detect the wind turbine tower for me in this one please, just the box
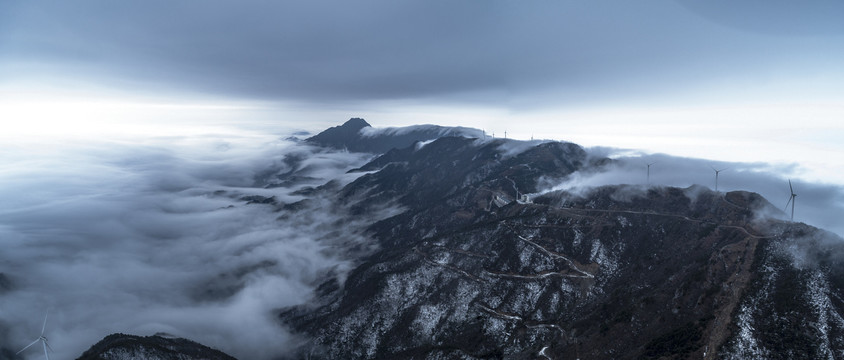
[785,179,797,221]
[711,166,728,192]
[17,312,52,360]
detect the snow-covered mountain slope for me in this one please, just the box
[61,119,844,359]
[280,120,844,359]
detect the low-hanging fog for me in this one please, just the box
[0,127,387,359]
[2,123,843,359]
[541,148,844,238]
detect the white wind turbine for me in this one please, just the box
[17,312,52,360]
[784,179,797,221]
[711,166,728,192]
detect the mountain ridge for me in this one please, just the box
[67,119,844,359]
[281,119,844,359]
[75,333,237,360]
[306,117,484,154]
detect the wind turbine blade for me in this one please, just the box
[785,196,793,211]
[789,179,794,195]
[43,341,50,360]
[41,311,48,336]
[16,339,40,354]
[45,340,53,352]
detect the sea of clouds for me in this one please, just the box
[2,121,843,360]
[0,128,382,359]
[540,148,844,238]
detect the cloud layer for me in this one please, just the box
[1,124,842,359]
[2,1,843,106]
[540,149,844,238]
[0,133,382,359]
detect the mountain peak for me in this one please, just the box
[76,333,237,360]
[343,117,371,129]
[306,118,482,154]
[305,118,372,150]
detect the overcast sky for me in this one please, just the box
[2,1,843,184]
[1,2,842,98]
[1,1,842,102]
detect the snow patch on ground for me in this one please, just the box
[726,303,769,359]
[413,304,445,339]
[590,240,618,277]
[617,215,630,228]
[572,228,583,249]
[805,270,841,359]
[432,250,452,265]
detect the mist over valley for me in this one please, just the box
[2,119,844,358]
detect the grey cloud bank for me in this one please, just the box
[541,150,844,238]
[2,1,842,106]
[0,133,385,359]
[675,0,844,36]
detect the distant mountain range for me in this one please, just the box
[305,117,483,154]
[73,118,844,359]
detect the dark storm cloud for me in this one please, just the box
[2,1,840,105]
